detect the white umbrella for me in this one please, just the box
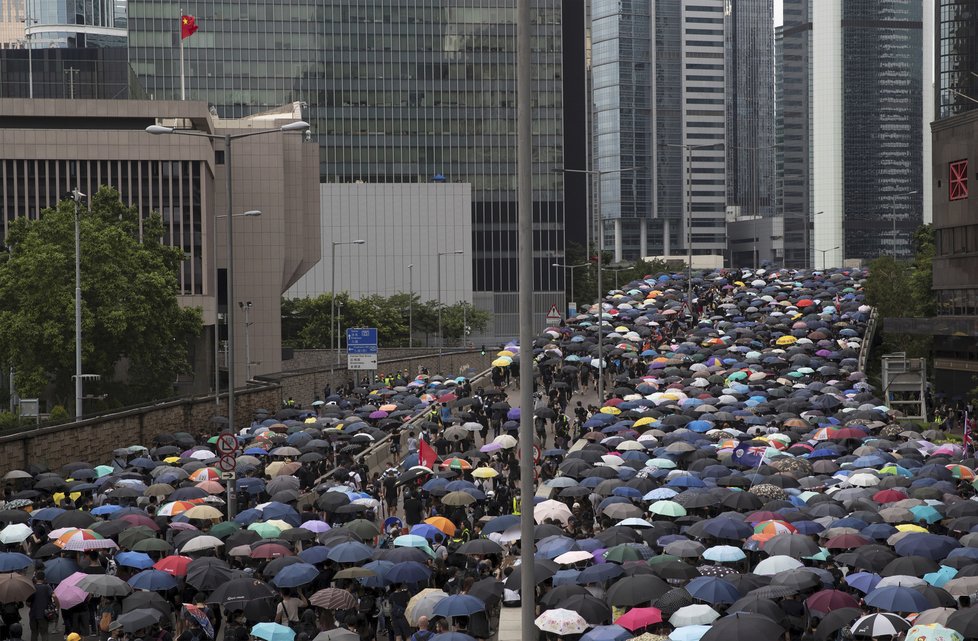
[534,608,589,635]
[180,535,224,553]
[0,523,32,544]
[669,604,720,627]
[753,555,804,576]
[533,500,572,525]
[554,551,593,565]
[848,473,880,487]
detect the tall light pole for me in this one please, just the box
[214,210,261,404]
[889,190,918,259]
[436,250,463,372]
[551,262,589,314]
[238,301,253,381]
[407,263,414,348]
[608,266,629,291]
[72,188,85,420]
[23,3,35,99]
[147,119,309,438]
[667,143,724,317]
[807,211,825,271]
[559,166,639,403]
[330,239,366,365]
[817,246,840,271]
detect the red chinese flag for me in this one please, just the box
[181,15,198,40]
[418,438,437,470]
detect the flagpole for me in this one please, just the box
[179,30,185,100]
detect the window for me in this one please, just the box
[949,158,968,200]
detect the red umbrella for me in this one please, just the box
[615,607,663,632]
[120,514,160,531]
[250,543,293,559]
[805,589,860,615]
[873,489,909,504]
[154,555,192,576]
[830,428,868,440]
[824,534,873,550]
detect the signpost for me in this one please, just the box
[545,304,561,326]
[347,327,378,371]
[215,432,239,518]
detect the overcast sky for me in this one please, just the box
[774,0,783,26]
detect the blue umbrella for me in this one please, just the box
[844,572,881,594]
[577,563,623,585]
[863,586,931,613]
[43,558,80,583]
[894,534,960,561]
[701,518,753,540]
[432,594,485,618]
[482,515,520,535]
[359,560,394,588]
[116,552,155,570]
[326,541,375,563]
[0,553,33,572]
[685,576,741,605]
[250,623,295,641]
[272,562,319,588]
[128,569,179,591]
[298,546,329,565]
[580,625,631,641]
[536,535,577,559]
[552,569,582,586]
[385,561,431,584]
[30,507,65,522]
[91,505,123,516]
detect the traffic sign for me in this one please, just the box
[347,327,378,371]
[220,471,236,480]
[517,444,542,464]
[546,304,561,326]
[216,433,238,456]
[217,454,236,473]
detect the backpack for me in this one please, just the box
[379,597,393,618]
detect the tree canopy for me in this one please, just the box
[282,293,490,349]
[0,186,202,411]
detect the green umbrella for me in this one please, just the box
[210,522,241,539]
[247,522,282,539]
[118,526,157,550]
[131,538,173,553]
[604,544,646,564]
[649,500,687,518]
[648,554,680,566]
[343,519,381,540]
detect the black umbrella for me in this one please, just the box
[814,608,860,641]
[561,593,613,625]
[186,558,233,591]
[606,574,670,607]
[207,578,277,607]
[700,612,784,641]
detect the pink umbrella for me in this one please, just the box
[53,572,90,609]
[300,520,331,533]
[615,606,664,632]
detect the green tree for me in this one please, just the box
[0,186,202,410]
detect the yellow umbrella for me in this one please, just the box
[895,523,928,533]
[775,335,798,346]
[472,467,499,479]
[183,505,223,520]
[599,406,621,415]
[633,417,655,428]
[491,358,512,367]
[497,350,514,357]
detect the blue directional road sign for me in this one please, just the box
[346,327,378,370]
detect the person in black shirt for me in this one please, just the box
[403,491,424,526]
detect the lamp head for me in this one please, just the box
[281,120,311,131]
[241,210,262,217]
[145,125,174,135]
[352,239,367,245]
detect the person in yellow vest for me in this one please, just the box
[511,491,521,516]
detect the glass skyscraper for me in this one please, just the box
[591,0,727,263]
[937,0,978,118]
[128,0,586,339]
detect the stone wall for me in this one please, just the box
[282,348,491,371]
[0,348,494,473]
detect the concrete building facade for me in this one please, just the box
[0,99,320,393]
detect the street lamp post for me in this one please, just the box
[889,190,919,259]
[559,166,639,403]
[816,246,840,271]
[808,211,825,271]
[147,119,309,444]
[331,239,367,365]
[436,250,464,372]
[238,301,253,381]
[407,263,414,348]
[551,262,589,314]
[214,210,261,404]
[72,188,85,420]
[667,143,724,318]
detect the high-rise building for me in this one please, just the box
[810,0,924,266]
[774,25,784,221]
[127,1,587,341]
[936,0,978,119]
[779,0,813,268]
[0,0,132,99]
[591,0,727,263]
[725,0,775,224]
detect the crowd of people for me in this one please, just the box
[0,268,974,641]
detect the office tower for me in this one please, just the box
[780,0,812,268]
[725,0,775,221]
[774,25,784,221]
[810,0,924,266]
[0,0,131,98]
[128,1,587,340]
[591,0,727,263]
[936,0,978,118]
